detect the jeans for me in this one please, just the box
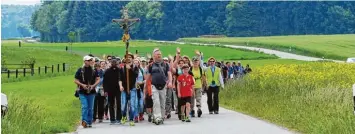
[121,89,138,121]
[138,90,144,115]
[79,93,95,125]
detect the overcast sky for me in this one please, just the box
[1,0,41,5]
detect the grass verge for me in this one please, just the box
[1,75,81,133]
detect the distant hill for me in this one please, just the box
[1,5,40,39]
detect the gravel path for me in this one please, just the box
[74,95,294,134]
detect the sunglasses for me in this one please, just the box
[209,61,215,63]
[107,59,112,60]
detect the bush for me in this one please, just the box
[220,63,355,134]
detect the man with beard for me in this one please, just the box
[103,59,122,125]
[120,53,139,126]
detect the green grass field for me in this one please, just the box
[3,40,277,61]
[1,46,82,83]
[179,34,355,60]
[1,76,80,134]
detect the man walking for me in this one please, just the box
[120,53,139,126]
[103,59,122,125]
[74,55,100,128]
[147,48,173,125]
[190,56,204,117]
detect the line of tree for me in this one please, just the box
[1,5,40,39]
[30,1,355,42]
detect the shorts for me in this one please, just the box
[145,95,153,108]
[180,96,191,105]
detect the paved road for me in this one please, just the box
[75,95,293,134]
[155,41,343,62]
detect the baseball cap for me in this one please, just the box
[83,55,93,61]
[140,57,147,62]
[163,57,168,61]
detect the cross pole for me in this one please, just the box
[112,6,140,95]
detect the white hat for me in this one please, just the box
[140,57,147,62]
[83,55,93,61]
[163,57,168,61]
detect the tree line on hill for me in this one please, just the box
[29,1,355,42]
[1,5,40,39]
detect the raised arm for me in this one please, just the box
[195,50,207,70]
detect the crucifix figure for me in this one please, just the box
[112,6,140,52]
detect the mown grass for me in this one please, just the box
[220,62,355,134]
[3,40,277,61]
[1,76,81,134]
[179,34,355,61]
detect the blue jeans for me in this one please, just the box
[79,93,95,125]
[138,90,144,114]
[121,89,138,121]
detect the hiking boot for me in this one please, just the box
[139,113,144,121]
[181,115,186,122]
[197,109,202,117]
[166,114,171,119]
[98,119,103,123]
[148,115,152,122]
[88,124,92,128]
[121,116,127,124]
[185,116,191,122]
[134,117,139,123]
[209,111,213,114]
[81,121,88,128]
[129,121,135,126]
[110,120,116,125]
[178,114,182,120]
[191,110,195,117]
[154,118,163,125]
[214,111,219,114]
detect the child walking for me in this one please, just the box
[177,64,195,122]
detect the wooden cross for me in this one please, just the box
[112,6,140,94]
[112,6,140,53]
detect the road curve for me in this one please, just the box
[155,41,343,62]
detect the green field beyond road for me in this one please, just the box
[180,34,355,60]
[4,40,277,61]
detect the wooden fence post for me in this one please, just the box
[16,69,18,78]
[52,65,54,73]
[63,63,65,72]
[57,64,60,72]
[23,68,26,77]
[7,70,10,78]
[45,66,47,74]
[38,67,41,74]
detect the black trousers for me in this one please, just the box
[207,86,219,112]
[108,90,121,122]
[93,93,105,120]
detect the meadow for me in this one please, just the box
[1,46,82,83]
[1,76,81,134]
[179,34,355,61]
[220,62,355,134]
[2,40,278,61]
